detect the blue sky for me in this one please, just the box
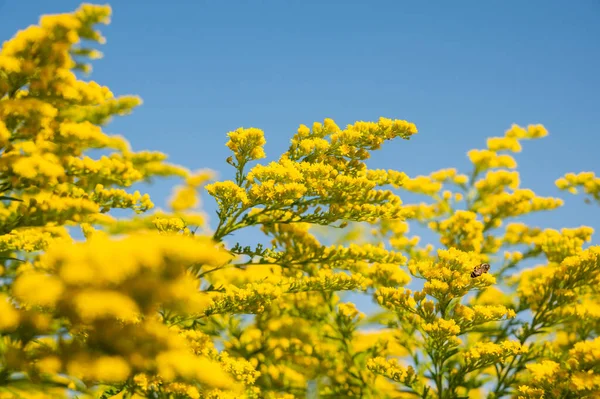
[1,1,599,253]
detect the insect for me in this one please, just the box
[470,263,491,278]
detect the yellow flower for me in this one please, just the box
[36,356,62,374]
[367,357,417,386]
[338,302,364,321]
[13,273,64,307]
[206,180,249,208]
[468,149,517,171]
[185,169,215,187]
[526,360,560,382]
[555,171,600,204]
[169,186,199,212]
[0,294,20,331]
[67,355,130,382]
[487,136,522,152]
[73,290,140,322]
[157,351,237,390]
[93,356,131,382]
[226,127,267,163]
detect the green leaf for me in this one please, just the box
[0,196,23,202]
[0,257,24,262]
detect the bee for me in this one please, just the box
[470,263,491,278]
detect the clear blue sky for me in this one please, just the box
[1,0,599,246]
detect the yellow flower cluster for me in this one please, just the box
[226,127,267,165]
[205,282,283,316]
[0,226,69,253]
[353,329,408,357]
[367,357,418,386]
[431,210,484,252]
[486,136,522,152]
[530,226,594,263]
[377,220,421,253]
[517,246,600,313]
[376,287,425,314]
[206,180,250,211]
[411,248,492,300]
[5,233,238,390]
[518,338,600,397]
[556,171,600,204]
[286,270,368,293]
[401,175,442,195]
[463,341,526,371]
[504,124,548,139]
[0,2,192,280]
[4,4,600,398]
[365,262,411,287]
[475,189,563,225]
[165,170,214,216]
[453,304,516,329]
[560,298,600,321]
[503,222,542,245]
[468,149,517,172]
[470,286,514,308]
[288,117,416,162]
[474,170,520,194]
[92,184,154,213]
[422,318,461,342]
[338,302,364,321]
[0,294,20,331]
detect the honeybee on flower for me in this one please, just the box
[471,263,491,278]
